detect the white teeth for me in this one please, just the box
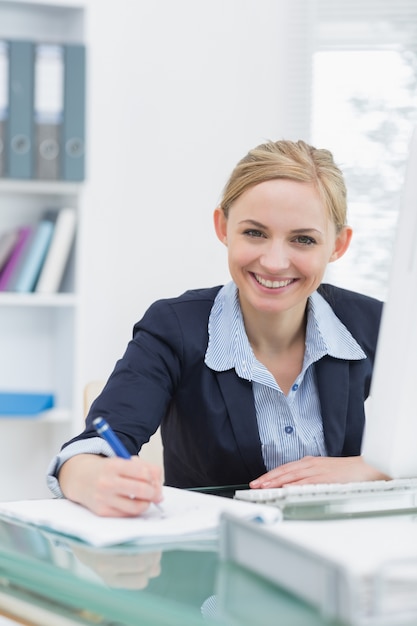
[255,275,293,289]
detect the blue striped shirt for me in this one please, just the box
[205,282,366,471]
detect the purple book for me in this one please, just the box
[0,226,33,291]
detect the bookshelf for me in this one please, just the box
[0,0,85,499]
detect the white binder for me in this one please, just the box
[220,513,417,625]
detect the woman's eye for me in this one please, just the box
[244,229,265,238]
[294,235,316,245]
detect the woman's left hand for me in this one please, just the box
[250,455,390,489]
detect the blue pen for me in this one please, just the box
[93,416,131,458]
[93,416,164,514]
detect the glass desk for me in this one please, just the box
[0,513,343,626]
[0,512,417,626]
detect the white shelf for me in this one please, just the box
[0,1,84,43]
[0,407,71,422]
[8,1,84,8]
[0,179,82,196]
[0,0,85,500]
[0,292,78,307]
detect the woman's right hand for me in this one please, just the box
[58,453,163,517]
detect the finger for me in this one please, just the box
[250,457,320,487]
[116,456,155,482]
[115,497,153,518]
[250,469,293,488]
[115,458,163,497]
[122,477,162,503]
[251,467,314,488]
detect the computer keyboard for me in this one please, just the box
[234,478,417,519]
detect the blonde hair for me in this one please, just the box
[220,140,347,232]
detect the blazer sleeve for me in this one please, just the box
[63,299,190,455]
[61,288,264,488]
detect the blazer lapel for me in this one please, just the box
[216,370,266,477]
[315,356,350,455]
[215,358,350,473]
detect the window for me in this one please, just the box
[312,1,417,299]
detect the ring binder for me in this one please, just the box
[8,40,34,179]
[62,44,85,181]
[35,207,76,293]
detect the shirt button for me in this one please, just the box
[292,383,299,391]
[285,426,294,434]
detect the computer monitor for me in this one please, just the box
[361,127,417,478]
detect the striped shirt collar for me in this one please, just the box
[205,281,366,379]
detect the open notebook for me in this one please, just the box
[0,486,280,548]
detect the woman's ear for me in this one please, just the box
[213,207,228,245]
[329,226,353,262]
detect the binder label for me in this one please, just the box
[34,44,64,180]
[34,44,64,125]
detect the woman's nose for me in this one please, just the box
[260,241,290,271]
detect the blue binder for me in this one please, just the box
[0,40,8,178]
[0,392,54,416]
[8,40,34,179]
[62,44,85,181]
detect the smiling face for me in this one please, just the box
[214,178,352,321]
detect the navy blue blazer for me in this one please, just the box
[64,284,383,488]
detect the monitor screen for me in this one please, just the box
[362,127,417,478]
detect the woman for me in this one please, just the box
[48,139,386,517]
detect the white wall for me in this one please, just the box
[77,0,313,408]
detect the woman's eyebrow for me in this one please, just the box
[290,228,323,235]
[238,219,267,228]
[238,220,324,236]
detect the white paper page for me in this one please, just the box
[0,487,281,547]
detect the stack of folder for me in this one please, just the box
[0,38,85,182]
[0,207,76,293]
